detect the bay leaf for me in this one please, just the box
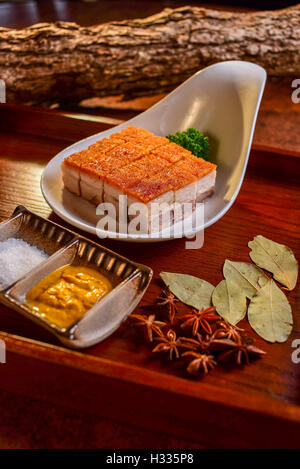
[248,235,298,290]
[223,260,268,299]
[212,279,247,325]
[248,279,293,343]
[160,272,214,309]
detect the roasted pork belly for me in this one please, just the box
[61,126,216,233]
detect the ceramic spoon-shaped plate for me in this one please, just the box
[41,61,266,242]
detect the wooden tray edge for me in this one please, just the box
[1,103,300,158]
[1,329,300,428]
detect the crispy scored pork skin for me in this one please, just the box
[61,126,216,232]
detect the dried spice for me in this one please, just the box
[128,295,264,377]
[183,352,217,375]
[180,333,219,353]
[129,313,166,342]
[216,339,266,365]
[212,278,247,325]
[247,279,293,343]
[127,233,297,377]
[211,321,244,343]
[155,288,179,324]
[211,237,296,341]
[160,272,214,309]
[248,235,298,291]
[223,260,268,299]
[152,329,181,360]
[180,306,219,335]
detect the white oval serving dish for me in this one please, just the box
[41,61,266,242]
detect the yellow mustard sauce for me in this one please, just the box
[26,265,113,329]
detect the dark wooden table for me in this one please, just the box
[0,0,300,450]
[0,103,299,449]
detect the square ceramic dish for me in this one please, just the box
[0,206,152,348]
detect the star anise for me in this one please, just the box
[179,333,217,353]
[216,339,266,365]
[180,306,219,335]
[129,314,166,342]
[155,288,179,324]
[152,329,181,360]
[212,320,244,344]
[182,351,217,375]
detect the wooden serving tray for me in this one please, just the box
[0,103,299,448]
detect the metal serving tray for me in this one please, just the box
[0,206,152,348]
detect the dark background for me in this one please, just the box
[0,0,298,29]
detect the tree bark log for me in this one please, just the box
[1,4,299,105]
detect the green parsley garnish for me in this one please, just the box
[166,128,210,161]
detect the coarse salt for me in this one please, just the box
[0,237,48,288]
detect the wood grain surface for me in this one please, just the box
[0,103,299,448]
[68,77,300,158]
[3,5,300,106]
[1,0,300,158]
